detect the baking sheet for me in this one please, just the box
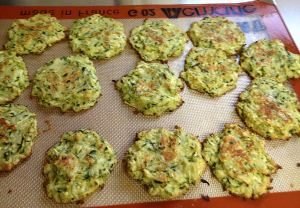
[0,2,300,208]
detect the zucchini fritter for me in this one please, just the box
[129,19,188,61]
[32,55,101,112]
[5,14,65,55]
[202,124,280,198]
[43,130,117,203]
[0,51,29,104]
[181,47,241,97]
[188,16,245,55]
[69,14,126,59]
[237,78,300,140]
[0,104,37,172]
[126,126,206,198]
[115,61,184,116]
[241,39,300,82]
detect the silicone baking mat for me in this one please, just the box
[0,1,299,208]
